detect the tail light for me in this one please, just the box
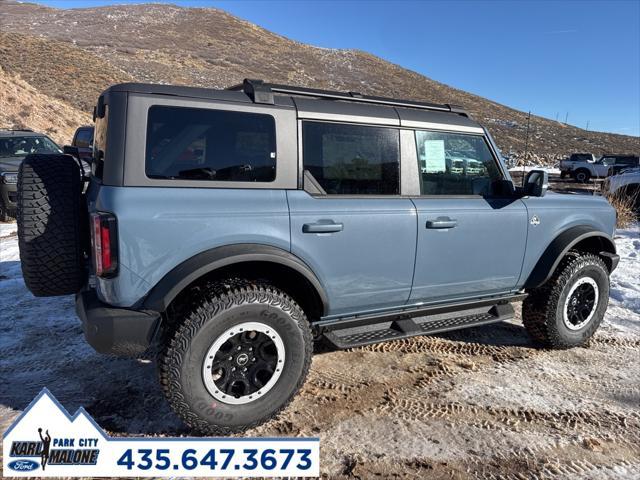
[90,212,118,278]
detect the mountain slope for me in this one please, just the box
[0,1,637,158]
[0,66,90,145]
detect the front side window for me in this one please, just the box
[146,106,276,182]
[302,121,400,195]
[415,131,502,196]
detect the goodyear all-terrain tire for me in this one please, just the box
[160,282,313,435]
[522,253,609,348]
[17,154,86,296]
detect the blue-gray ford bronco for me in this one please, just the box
[17,80,619,434]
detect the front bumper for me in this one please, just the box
[0,183,17,210]
[75,290,161,357]
[600,251,620,273]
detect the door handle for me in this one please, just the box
[303,221,344,234]
[426,217,458,229]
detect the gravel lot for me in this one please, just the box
[1,189,638,479]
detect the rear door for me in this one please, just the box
[288,118,417,317]
[408,129,528,303]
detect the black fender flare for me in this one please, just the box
[141,243,329,314]
[524,225,617,289]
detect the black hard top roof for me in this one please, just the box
[102,80,480,127]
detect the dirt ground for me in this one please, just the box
[1,178,639,479]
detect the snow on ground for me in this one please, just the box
[603,226,640,336]
[0,222,638,478]
[509,165,562,175]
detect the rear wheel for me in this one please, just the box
[573,169,591,183]
[160,281,313,434]
[522,253,609,348]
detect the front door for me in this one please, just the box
[288,121,417,317]
[409,130,528,303]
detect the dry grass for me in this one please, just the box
[0,66,90,145]
[605,188,640,229]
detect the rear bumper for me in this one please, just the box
[75,290,161,357]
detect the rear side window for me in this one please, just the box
[145,106,276,182]
[415,131,502,196]
[302,121,400,195]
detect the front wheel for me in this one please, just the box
[522,253,609,348]
[573,169,591,183]
[159,282,313,435]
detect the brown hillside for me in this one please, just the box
[0,66,90,145]
[0,32,133,113]
[0,1,637,161]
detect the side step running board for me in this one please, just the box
[323,303,514,349]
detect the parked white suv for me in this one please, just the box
[562,154,639,183]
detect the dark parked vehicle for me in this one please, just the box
[0,130,62,221]
[600,154,640,176]
[69,126,94,162]
[17,80,619,434]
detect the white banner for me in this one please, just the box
[3,389,319,477]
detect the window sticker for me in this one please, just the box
[422,139,446,173]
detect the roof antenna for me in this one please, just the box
[522,110,531,187]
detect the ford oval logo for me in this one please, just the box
[8,459,39,471]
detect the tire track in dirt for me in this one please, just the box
[353,335,538,364]
[376,392,640,445]
[590,335,640,349]
[467,444,640,480]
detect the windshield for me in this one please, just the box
[0,136,62,158]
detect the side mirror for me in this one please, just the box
[524,169,549,197]
[63,145,80,157]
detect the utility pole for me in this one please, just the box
[586,120,589,131]
[564,112,569,125]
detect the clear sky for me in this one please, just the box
[35,0,640,137]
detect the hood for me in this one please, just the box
[0,157,24,172]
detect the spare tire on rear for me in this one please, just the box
[17,154,87,297]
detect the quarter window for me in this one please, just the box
[302,121,400,195]
[415,131,502,196]
[145,106,276,182]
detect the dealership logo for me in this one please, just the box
[3,389,103,476]
[3,388,320,477]
[9,426,99,470]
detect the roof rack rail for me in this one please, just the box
[227,79,468,117]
